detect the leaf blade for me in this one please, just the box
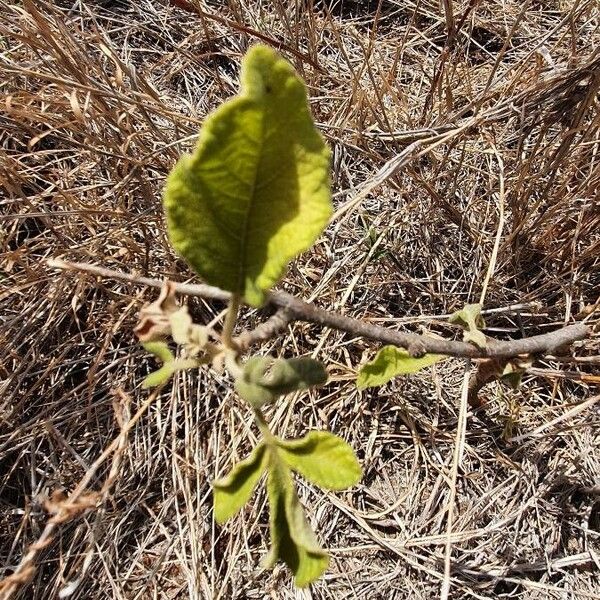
[213,443,268,523]
[164,45,331,306]
[141,342,198,388]
[449,303,487,348]
[235,356,327,408]
[277,431,361,490]
[264,450,328,587]
[357,346,446,389]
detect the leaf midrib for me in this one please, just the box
[236,100,267,297]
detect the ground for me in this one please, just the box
[1,0,599,598]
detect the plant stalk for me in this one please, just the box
[222,294,240,350]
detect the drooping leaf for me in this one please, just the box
[142,358,199,389]
[141,342,198,388]
[449,303,487,348]
[143,341,174,363]
[277,431,361,490]
[235,356,327,407]
[501,355,533,390]
[264,450,328,587]
[357,346,446,389]
[164,44,332,307]
[213,443,268,523]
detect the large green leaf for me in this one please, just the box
[277,431,361,490]
[235,356,327,407]
[164,45,332,307]
[213,443,268,523]
[264,450,328,587]
[357,345,447,389]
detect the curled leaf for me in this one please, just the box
[277,431,361,490]
[143,341,174,363]
[168,305,219,361]
[141,341,198,388]
[264,451,328,587]
[142,358,198,389]
[449,303,487,348]
[235,356,327,407]
[213,443,268,523]
[501,355,533,390]
[357,346,446,389]
[134,282,178,342]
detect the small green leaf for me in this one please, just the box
[143,341,174,363]
[142,358,198,389]
[142,342,198,388]
[449,303,487,348]
[142,365,174,388]
[500,356,533,390]
[264,451,328,587]
[277,431,361,490]
[235,356,327,407]
[501,370,524,390]
[357,346,446,389]
[213,443,268,523]
[164,44,332,307]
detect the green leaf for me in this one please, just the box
[213,443,268,523]
[164,44,332,307]
[142,358,198,389]
[357,346,446,389]
[143,341,174,363]
[264,450,328,587]
[449,303,487,348]
[500,356,533,390]
[277,431,361,490]
[142,341,198,388]
[235,356,327,407]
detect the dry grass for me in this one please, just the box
[1,0,600,598]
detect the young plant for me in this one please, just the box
[132,44,587,587]
[137,45,361,587]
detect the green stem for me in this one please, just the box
[221,295,275,444]
[222,294,240,350]
[224,350,242,379]
[253,407,276,444]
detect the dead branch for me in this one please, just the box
[47,259,591,360]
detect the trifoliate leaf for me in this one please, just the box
[449,303,487,348]
[264,451,328,587]
[213,443,268,523]
[164,44,332,307]
[357,346,446,389]
[277,431,361,490]
[235,356,327,407]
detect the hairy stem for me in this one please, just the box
[222,295,240,350]
[253,407,275,443]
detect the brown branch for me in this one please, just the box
[47,259,590,360]
[235,308,295,351]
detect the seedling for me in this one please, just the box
[138,45,362,586]
[132,45,588,587]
